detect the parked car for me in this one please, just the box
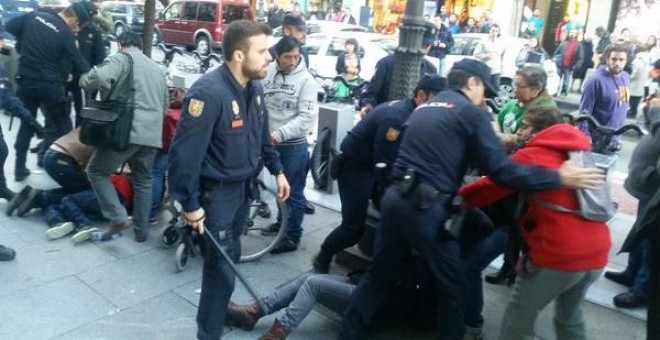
[444,33,560,103]
[0,0,36,24]
[302,31,398,82]
[101,1,163,37]
[35,0,68,14]
[155,0,252,54]
[268,19,368,47]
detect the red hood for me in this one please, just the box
[524,123,591,152]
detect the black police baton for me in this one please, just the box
[202,230,268,313]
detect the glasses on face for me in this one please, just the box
[514,83,530,89]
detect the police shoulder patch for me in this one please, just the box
[385,127,400,142]
[188,98,205,117]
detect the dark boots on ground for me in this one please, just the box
[226,301,264,331]
[259,318,290,340]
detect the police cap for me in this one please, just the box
[417,74,446,93]
[71,2,93,26]
[282,12,306,31]
[452,59,499,98]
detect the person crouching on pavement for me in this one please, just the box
[459,107,611,340]
[261,36,318,254]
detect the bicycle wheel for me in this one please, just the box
[239,178,288,262]
[311,127,331,189]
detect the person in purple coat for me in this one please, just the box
[579,44,630,133]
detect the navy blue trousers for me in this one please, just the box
[340,186,465,340]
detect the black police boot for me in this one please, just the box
[304,200,316,215]
[6,186,32,216]
[0,244,16,261]
[16,189,43,217]
[485,259,516,286]
[613,290,649,308]
[312,250,332,274]
[14,167,30,182]
[0,186,16,201]
[261,222,281,236]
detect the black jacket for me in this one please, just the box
[428,25,454,59]
[77,22,106,67]
[360,54,437,109]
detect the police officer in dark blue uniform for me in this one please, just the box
[6,2,92,181]
[312,74,446,274]
[339,59,606,340]
[0,29,43,200]
[168,21,290,340]
[358,21,438,117]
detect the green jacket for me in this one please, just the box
[497,90,556,134]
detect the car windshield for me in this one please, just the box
[372,38,397,54]
[132,4,144,15]
[449,37,482,55]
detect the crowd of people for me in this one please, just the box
[0,2,659,340]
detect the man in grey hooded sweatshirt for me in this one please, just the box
[262,36,318,253]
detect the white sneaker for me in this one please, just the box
[71,227,99,244]
[46,222,75,240]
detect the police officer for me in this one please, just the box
[312,74,445,274]
[168,21,290,340]
[0,29,44,201]
[6,2,92,181]
[270,12,309,68]
[339,59,606,340]
[70,0,106,126]
[359,21,438,117]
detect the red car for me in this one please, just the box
[155,0,252,54]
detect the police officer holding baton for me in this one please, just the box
[339,59,606,339]
[168,21,290,340]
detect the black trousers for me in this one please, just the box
[340,186,465,340]
[320,156,374,257]
[0,131,8,187]
[649,227,660,338]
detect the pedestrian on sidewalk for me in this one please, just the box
[168,21,290,340]
[553,29,584,97]
[460,107,611,340]
[261,36,318,254]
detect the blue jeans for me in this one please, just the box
[262,273,355,331]
[276,143,308,243]
[462,227,507,335]
[150,153,169,219]
[438,57,447,77]
[44,189,104,228]
[559,67,573,95]
[43,149,90,194]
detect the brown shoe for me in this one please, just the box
[259,318,290,340]
[226,301,263,331]
[100,220,132,241]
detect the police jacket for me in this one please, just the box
[341,98,415,167]
[77,22,106,67]
[359,54,437,109]
[168,64,284,212]
[393,89,561,195]
[6,11,90,83]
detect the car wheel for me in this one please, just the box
[114,23,126,37]
[195,35,210,56]
[496,78,515,106]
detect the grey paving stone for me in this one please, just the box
[76,247,202,309]
[0,276,116,340]
[53,292,197,340]
[0,238,116,298]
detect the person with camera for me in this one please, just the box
[339,59,605,340]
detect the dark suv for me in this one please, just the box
[101,1,163,36]
[155,0,252,54]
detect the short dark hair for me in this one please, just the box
[604,43,629,60]
[345,38,359,53]
[524,107,562,133]
[274,36,300,56]
[516,65,547,91]
[447,68,476,90]
[222,20,273,62]
[117,32,143,50]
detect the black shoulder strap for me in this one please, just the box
[104,52,134,103]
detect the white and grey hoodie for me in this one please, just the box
[263,59,318,144]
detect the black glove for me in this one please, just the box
[27,118,45,139]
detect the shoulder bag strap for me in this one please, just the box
[530,195,580,216]
[121,52,135,108]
